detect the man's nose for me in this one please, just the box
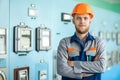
[80,18,85,24]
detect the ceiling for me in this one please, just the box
[74,0,120,14]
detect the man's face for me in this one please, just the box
[72,14,92,34]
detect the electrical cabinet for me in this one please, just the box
[14,23,33,53]
[36,27,51,51]
[0,28,7,58]
[0,28,7,80]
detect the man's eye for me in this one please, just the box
[84,17,88,20]
[77,17,81,20]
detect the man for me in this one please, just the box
[57,3,106,80]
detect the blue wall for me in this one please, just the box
[0,0,120,80]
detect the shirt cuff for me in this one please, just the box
[75,73,83,79]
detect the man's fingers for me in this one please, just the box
[82,73,94,77]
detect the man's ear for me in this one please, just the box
[89,19,92,24]
[72,19,75,24]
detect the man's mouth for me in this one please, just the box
[79,25,86,27]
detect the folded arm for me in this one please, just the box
[73,39,107,73]
[57,39,93,79]
[57,39,83,79]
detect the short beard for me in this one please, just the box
[76,27,89,34]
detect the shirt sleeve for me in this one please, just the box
[57,39,82,79]
[73,38,107,73]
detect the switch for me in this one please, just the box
[39,70,47,80]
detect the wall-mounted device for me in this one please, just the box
[36,27,51,51]
[18,69,28,80]
[61,12,71,22]
[0,28,7,58]
[35,62,48,80]
[0,68,7,80]
[117,32,120,45]
[14,23,33,54]
[106,53,112,70]
[28,4,38,19]
[99,31,104,39]
[14,67,29,80]
[39,70,47,80]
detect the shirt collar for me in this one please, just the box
[71,32,95,43]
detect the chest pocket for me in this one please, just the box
[86,47,97,61]
[67,47,79,57]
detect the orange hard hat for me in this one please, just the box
[72,3,94,18]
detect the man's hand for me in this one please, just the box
[67,61,74,67]
[67,61,94,77]
[82,73,94,77]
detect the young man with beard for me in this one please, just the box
[57,3,106,80]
